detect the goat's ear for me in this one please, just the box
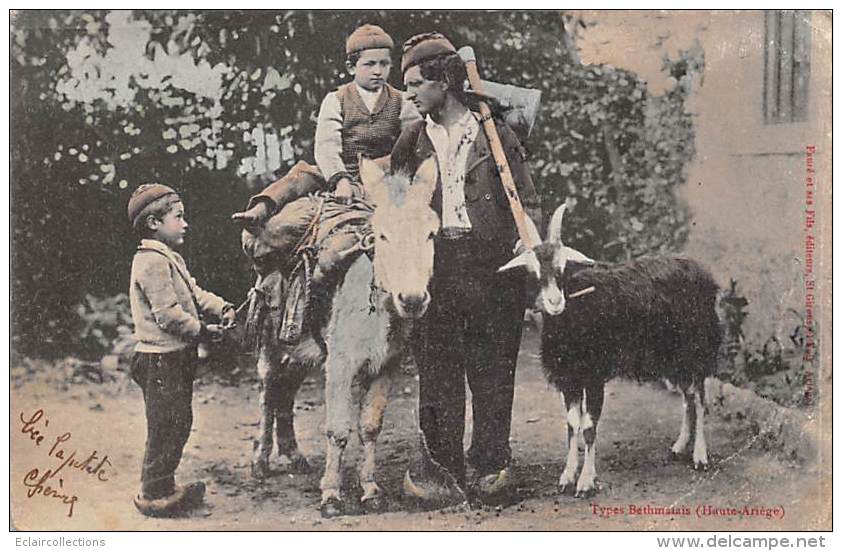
[564,246,595,266]
[498,249,541,277]
[547,203,567,244]
[359,157,388,207]
[408,157,438,205]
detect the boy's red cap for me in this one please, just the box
[128,183,178,225]
[346,24,394,55]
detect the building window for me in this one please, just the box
[764,10,811,124]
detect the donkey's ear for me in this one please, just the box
[359,157,389,207]
[409,157,439,205]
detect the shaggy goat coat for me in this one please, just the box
[541,256,722,390]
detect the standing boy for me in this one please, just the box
[128,184,235,517]
[232,23,420,225]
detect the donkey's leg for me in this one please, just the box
[319,356,357,518]
[691,380,709,470]
[671,385,695,458]
[252,348,281,479]
[274,361,310,473]
[357,370,392,512]
[558,385,583,494]
[576,384,605,497]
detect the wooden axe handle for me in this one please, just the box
[461,47,537,249]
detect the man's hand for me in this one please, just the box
[334,178,356,205]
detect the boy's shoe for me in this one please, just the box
[133,481,206,518]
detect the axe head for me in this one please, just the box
[458,46,542,140]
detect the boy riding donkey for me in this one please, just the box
[232,23,420,226]
[234,23,421,360]
[235,24,422,481]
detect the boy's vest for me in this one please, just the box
[336,83,403,179]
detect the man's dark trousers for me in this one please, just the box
[413,235,527,487]
[130,348,197,499]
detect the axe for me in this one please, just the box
[459,46,540,249]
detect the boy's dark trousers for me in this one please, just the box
[130,348,197,499]
[412,235,527,487]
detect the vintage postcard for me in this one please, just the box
[9,10,832,533]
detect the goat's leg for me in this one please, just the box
[252,348,281,479]
[558,388,582,494]
[691,381,709,470]
[274,362,310,473]
[671,387,695,458]
[576,384,605,497]
[319,358,356,518]
[357,371,391,512]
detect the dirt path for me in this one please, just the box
[10,327,826,531]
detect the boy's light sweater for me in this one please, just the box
[130,239,230,354]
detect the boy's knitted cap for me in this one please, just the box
[128,183,178,225]
[401,32,457,74]
[346,24,394,55]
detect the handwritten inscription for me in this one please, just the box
[18,408,113,517]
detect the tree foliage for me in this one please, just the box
[11,10,698,356]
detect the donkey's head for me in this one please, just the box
[499,203,594,316]
[359,157,440,319]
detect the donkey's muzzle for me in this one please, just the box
[395,291,431,319]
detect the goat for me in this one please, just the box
[244,157,440,517]
[500,203,721,497]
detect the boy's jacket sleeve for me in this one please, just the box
[190,276,229,319]
[137,254,202,339]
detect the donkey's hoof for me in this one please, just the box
[320,496,344,518]
[251,458,270,480]
[361,493,388,514]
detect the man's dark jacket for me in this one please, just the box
[389,115,541,252]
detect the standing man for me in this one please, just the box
[391,32,541,506]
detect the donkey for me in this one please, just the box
[500,204,721,497]
[247,157,439,518]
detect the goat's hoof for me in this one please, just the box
[251,459,270,480]
[693,461,709,472]
[320,496,344,518]
[361,493,388,514]
[670,450,687,461]
[574,487,597,499]
[557,483,574,496]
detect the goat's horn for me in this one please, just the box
[524,213,542,248]
[547,203,567,244]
